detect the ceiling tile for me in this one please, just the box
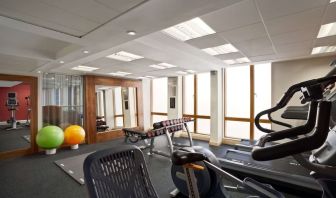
[202,0,261,33]
[218,22,267,43]
[276,40,313,57]
[0,53,47,72]
[233,36,274,56]
[265,7,324,35]
[249,54,277,62]
[186,34,228,49]
[256,0,328,21]
[322,2,336,24]
[314,35,336,46]
[270,27,317,45]
[215,52,244,60]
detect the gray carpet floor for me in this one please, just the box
[0,125,30,152]
[0,137,313,198]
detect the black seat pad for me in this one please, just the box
[172,149,206,165]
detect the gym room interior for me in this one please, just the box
[0,0,336,198]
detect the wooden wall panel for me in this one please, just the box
[83,75,143,144]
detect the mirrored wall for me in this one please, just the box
[95,85,137,133]
[0,80,32,152]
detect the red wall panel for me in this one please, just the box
[0,83,31,122]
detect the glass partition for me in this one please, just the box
[42,73,83,129]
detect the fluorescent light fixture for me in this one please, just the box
[106,51,144,62]
[162,17,216,41]
[109,71,132,76]
[37,71,41,74]
[317,22,336,38]
[149,64,166,69]
[236,57,250,63]
[59,60,65,64]
[83,50,89,54]
[72,65,99,72]
[311,46,336,54]
[145,76,155,78]
[158,63,177,68]
[223,57,250,65]
[331,0,336,3]
[137,77,145,79]
[223,59,236,65]
[202,44,238,55]
[149,62,177,70]
[176,71,188,75]
[186,70,196,73]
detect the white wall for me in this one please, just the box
[271,56,335,130]
[142,79,151,130]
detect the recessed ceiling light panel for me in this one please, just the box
[176,71,188,75]
[203,44,239,55]
[149,64,166,69]
[223,57,250,65]
[109,71,132,76]
[317,22,336,38]
[311,46,336,54]
[162,17,216,41]
[72,65,99,72]
[186,70,196,73]
[158,63,177,68]
[106,51,144,62]
[330,0,336,3]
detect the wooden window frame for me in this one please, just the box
[224,65,271,142]
[182,74,211,134]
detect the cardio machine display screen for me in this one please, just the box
[8,92,16,98]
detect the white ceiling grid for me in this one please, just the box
[0,0,334,78]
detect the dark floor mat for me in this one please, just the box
[54,152,93,185]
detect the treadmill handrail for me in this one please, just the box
[257,101,318,144]
[252,101,331,161]
[255,75,336,133]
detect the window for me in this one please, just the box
[224,64,271,140]
[151,78,168,124]
[183,73,211,134]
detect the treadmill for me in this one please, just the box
[219,69,336,193]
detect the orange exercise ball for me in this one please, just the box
[64,125,85,146]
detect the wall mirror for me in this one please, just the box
[0,80,31,152]
[95,85,138,133]
[0,74,37,158]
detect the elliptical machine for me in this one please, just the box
[170,75,336,198]
[5,92,21,131]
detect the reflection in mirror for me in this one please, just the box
[0,80,31,152]
[95,85,137,133]
[42,74,83,130]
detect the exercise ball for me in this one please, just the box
[36,126,64,155]
[64,125,85,149]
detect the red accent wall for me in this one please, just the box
[0,83,31,122]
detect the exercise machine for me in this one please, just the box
[5,92,22,131]
[220,75,336,193]
[170,75,336,198]
[123,118,194,157]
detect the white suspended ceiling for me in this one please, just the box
[0,0,334,78]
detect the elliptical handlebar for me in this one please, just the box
[255,75,336,133]
[252,100,331,161]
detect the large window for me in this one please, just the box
[183,73,211,134]
[151,78,168,124]
[225,64,271,140]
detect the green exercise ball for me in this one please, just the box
[36,126,64,149]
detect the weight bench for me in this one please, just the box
[123,117,194,157]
